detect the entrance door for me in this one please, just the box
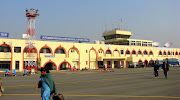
[60,62,70,70]
[44,62,56,70]
[15,61,19,70]
[98,61,103,68]
[144,61,148,67]
[114,61,120,68]
[121,61,124,68]
[107,61,111,68]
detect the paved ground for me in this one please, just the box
[0,67,180,100]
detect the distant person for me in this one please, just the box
[0,78,3,96]
[162,60,169,79]
[103,65,105,70]
[35,68,56,100]
[154,61,159,78]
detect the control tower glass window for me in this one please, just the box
[136,41,141,46]
[131,41,135,46]
[148,42,152,47]
[142,42,147,46]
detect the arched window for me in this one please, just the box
[144,51,148,55]
[163,51,166,55]
[175,52,178,55]
[40,47,51,53]
[138,51,142,54]
[149,51,153,55]
[168,51,170,55]
[106,50,111,54]
[132,50,136,55]
[0,45,11,52]
[24,47,37,53]
[159,51,162,55]
[55,48,65,54]
[126,50,130,54]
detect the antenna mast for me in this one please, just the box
[25,9,39,71]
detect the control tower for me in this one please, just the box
[102,28,132,45]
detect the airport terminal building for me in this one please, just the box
[0,29,180,72]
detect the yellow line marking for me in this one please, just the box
[4,85,34,87]
[2,94,180,99]
[2,94,40,95]
[64,95,180,99]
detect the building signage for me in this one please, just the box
[0,32,9,37]
[40,35,90,42]
[45,55,55,57]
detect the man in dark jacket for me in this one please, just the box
[154,61,159,78]
[162,60,169,79]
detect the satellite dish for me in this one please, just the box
[153,42,160,47]
[165,42,173,47]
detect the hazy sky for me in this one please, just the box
[0,0,180,47]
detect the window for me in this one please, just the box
[168,51,170,55]
[159,51,162,55]
[144,51,148,55]
[142,42,147,46]
[24,47,37,53]
[138,51,142,54]
[132,51,136,55]
[14,47,21,53]
[136,41,141,46]
[149,51,153,55]
[55,48,65,54]
[131,41,135,46]
[40,48,51,53]
[86,61,88,65]
[71,49,74,52]
[148,42,152,46]
[106,50,111,54]
[176,52,178,55]
[99,50,103,53]
[121,50,124,54]
[86,50,88,53]
[126,50,130,54]
[163,51,166,55]
[0,45,11,52]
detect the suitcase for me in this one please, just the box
[52,93,64,100]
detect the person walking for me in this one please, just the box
[162,60,169,79]
[35,68,56,100]
[154,61,159,78]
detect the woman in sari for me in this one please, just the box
[35,68,55,100]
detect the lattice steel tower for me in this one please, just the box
[25,9,39,71]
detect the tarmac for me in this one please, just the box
[0,67,180,100]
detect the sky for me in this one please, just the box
[0,0,180,47]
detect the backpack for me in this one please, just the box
[52,93,64,100]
